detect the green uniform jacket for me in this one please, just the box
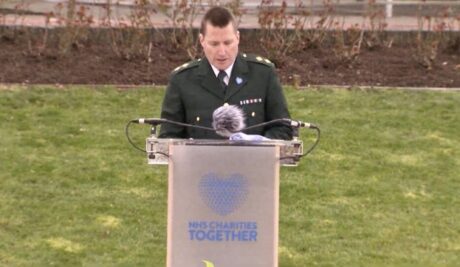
[159,53,293,140]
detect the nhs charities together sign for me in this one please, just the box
[166,144,280,267]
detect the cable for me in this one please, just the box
[303,126,321,157]
[125,120,146,153]
[149,151,170,158]
[125,120,171,158]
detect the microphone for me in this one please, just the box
[131,118,167,125]
[212,105,246,137]
[289,119,318,129]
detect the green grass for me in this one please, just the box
[0,85,459,266]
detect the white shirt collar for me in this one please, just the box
[210,63,234,80]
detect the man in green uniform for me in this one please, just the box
[159,6,292,140]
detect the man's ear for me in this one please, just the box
[199,33,204,46]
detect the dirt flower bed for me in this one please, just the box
[1,28,459,87]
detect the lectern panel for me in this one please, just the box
[167,145,279,267]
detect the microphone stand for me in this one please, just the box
[128,117,320,161]
[149,122,162,138]
[240,118,320,158]
[126,118,217,153]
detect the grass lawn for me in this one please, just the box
[0,85,459,266]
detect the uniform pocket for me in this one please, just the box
[186,110,215,139]
[242,104,265,135]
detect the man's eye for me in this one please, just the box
[224,41,233,45]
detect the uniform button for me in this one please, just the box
[251,112,256,117]
[223,103,229,106]
[196,116,200,122]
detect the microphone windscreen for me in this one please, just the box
[212,105,246,137]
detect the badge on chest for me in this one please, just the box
[240,98,263,106]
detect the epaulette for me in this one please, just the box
[241,53,275,68]
[171,58,201,74]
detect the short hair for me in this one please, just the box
[200,6,236,35]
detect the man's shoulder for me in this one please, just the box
[240,53,275,68]
[170,58,202,76]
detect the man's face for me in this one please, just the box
[200,22,240,71]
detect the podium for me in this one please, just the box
[146,138,303,267]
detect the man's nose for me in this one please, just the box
[217,44,226,55]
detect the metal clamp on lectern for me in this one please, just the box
[145,137,304,167]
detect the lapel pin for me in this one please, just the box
[236,77,243,85]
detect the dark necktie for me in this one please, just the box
[217,70,227,94]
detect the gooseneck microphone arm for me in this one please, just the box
[131,118,215,132]
[242,118,319,131]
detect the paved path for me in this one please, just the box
[1,0,459,31]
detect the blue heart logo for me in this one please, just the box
[236,77,243,85]
[199,173,249,216]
